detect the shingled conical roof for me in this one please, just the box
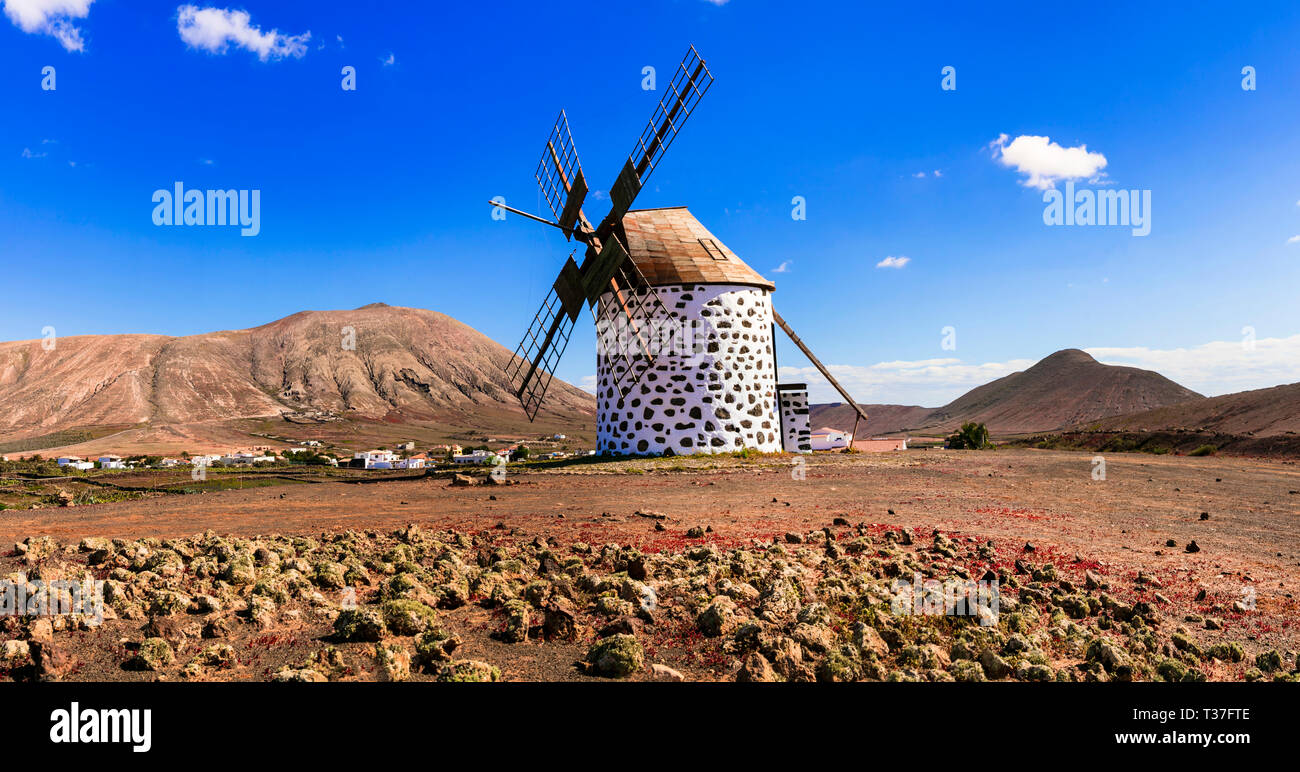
[619,207,774,290]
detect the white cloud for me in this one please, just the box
[3,0,93,51]
[20,147,46,158]
[990,134,1108,190]
[177,5,310,61]
[1086,335,1300,396]
[780,357,1036,406]
[1287,235,1299,244]
[876,256,910,269]
[380,52,394,66]
[912,171,926,178]
[771,260,791,273]
[933,169,942,177]
[578,375,598,394]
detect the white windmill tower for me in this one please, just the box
[494,46,869,456]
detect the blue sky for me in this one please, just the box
[3,0,1299,406]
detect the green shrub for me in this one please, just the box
[1188,445,1216,457]
[946,422,990,450]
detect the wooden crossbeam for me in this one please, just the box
[774,308,868,436]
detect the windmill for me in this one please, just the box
[495,45,870,456]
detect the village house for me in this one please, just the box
[222,451,276,466]
[354,450,396,469]
[451,449,494,465]
[97,455,126,469]
[809,428,851,451]
[851,437,909,453]
[56,456,82,467]
[394,455,426,470]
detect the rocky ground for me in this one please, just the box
[2,504,1295,682]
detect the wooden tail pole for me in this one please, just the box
[772,310,869,448]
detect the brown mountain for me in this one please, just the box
[808,348,1203,437]
[1085,381,1300,437]
[0,303,594,454]
[804,403,937,437]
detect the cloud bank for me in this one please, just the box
[177,5,309,61]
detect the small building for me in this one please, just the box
[452,450,493,465]
[97,455,125,469]
[394,457,426,470]
[354,450,397,469]
[809,427,851,451]
[851,437,908,453]
[56,456,83,467]
[71,461,95,471]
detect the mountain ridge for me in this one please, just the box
[0,304,594,452]
[808,348,1204,437]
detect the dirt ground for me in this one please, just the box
[2,448,1298,681]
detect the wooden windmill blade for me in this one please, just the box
[504,262,582,421]
[586,234,675,399]
[534,111,591,240]
[499,46,713,420]
[608,45,714,220]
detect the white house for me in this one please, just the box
[354,450,397,469]
[451,450,494,465]
[394,457,426,470]
[809,427,851,451]
[56,456,82,467]
[71,461,95,471]
[97,455,125,469]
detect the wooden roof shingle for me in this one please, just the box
[620,207,774,291]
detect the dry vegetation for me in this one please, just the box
[1,449,1297,683]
